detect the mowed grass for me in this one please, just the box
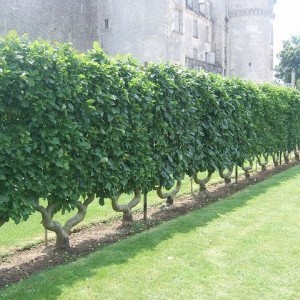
[1,165,300,299]
[0,171,227,256]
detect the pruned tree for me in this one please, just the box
[36,194,95,249]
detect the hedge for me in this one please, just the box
[1,32,300,247]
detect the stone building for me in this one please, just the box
[0,0,276,82]
[226,0,275,82]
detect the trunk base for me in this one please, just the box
[55,234,70,250]
[244,171,251,179]
[122,212,133,227]
[166,196,174,206]
[224,178,232,185]
[199,189,210,200]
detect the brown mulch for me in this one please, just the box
[0,161,299,290]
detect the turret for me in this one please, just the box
[227,0,275,82]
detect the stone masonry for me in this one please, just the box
[0,0,276,82]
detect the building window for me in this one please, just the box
[104,19,109,29]
[199,1,211,19]
[174,9,183,33]
[205,26,210,42]
[205,51,209,62]
[193,48,198,60]
[193,20,198,38]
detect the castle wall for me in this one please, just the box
[101,0,214,66]
[0,0,99,51]
[227,0,274,82]
[228,0,275,11]
[101,0,170,64]
[166,0,213,66]
[0,0,275,82]
[209,0,227,74]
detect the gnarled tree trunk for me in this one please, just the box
[111,190,141,226]
[242,159,254,179]
[294,147,300,161]
[193,171,213,199]
[36,194,95,249]
[257,154,268,172]
[284,151,290,164]
[219,167,233,185]
[272,152,279,167]
[156,181,182,207]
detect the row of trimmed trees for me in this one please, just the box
[1,32,300,248]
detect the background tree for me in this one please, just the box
[276,35,300,85]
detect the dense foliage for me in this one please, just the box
[1,32,300,246]
[276,35,300,87]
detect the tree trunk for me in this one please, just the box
[294,148,300,161]
[111,190,141,226]
[123,211,134,224]
[219,167,233,185]
[194,171,213,199]
[272,153,279,167]
[257,155,268,172]
[37,204,71,249]
[156,181,182,207]
[284,152,290,164]
[166,196,173,206]
[54,229,70,249]
[37,194,95,250]
[199,183,210,199]
[242,159,253,179]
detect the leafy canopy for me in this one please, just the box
[276,35,300,85]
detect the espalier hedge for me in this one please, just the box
[1,33,300,248]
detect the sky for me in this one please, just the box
[273,0,300,61]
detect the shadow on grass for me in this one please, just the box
[1,164,300,299]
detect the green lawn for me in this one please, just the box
[1,165,300,299]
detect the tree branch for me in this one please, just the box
[156,181,182,199]
[63,193,95,233]
[36,203,63,235]
[111,190,141,213]
[193,171,213,185]
[257,154,269,171]
[242,159,254,172]
[193,171,213,198]
[219,167,233,183]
